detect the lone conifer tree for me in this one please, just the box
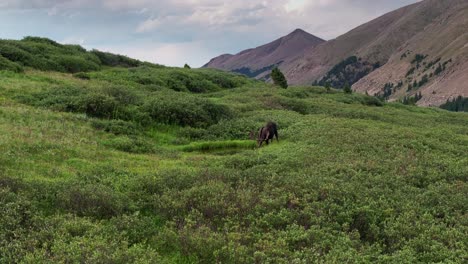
[184,64,191,69]
[325,82,331,93]
[343,82,352,94]
[271,67,288,88]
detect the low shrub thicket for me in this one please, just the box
[144,91,233,127]
[1,46,466,263]
[58,183,129,219]
[0,54,23,72]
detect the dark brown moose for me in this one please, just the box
[250,122,279,147]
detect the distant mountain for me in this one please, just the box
[203,29,325,79]
[351,0,468,106]
[205,0,468,106]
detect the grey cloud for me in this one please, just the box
[0,0,422,67]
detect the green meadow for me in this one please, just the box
[0,37,467,263]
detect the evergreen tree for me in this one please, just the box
[402,96,408,105]
[440,96,468,112]
[434,63,443,75]
[343,82,352,94]
[271,67,288,88]
[417,92,422,101]
[184,64,191,69]
[407,83,413,91]
[325,82,331,93]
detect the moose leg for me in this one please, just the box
[257,127,264,147]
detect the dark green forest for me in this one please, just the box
[315,56,379,89]
[441,96,468,112]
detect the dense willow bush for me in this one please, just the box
[144,91,233,127]
[0,54,23,72]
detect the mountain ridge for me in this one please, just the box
[204,28,325,78]
[204,0,468,106]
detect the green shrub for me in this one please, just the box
[343,83,353,94]
[19,85,149,124]
[102,85,142,106]
[22,215,163,263]
[22,36,60,47]
[0,54,23,72]
[204,118,263,140]
[0,41,66,72]
[77,93,119,119]
[0,43,33,63]
[91,119,139,135]
[277,97,312,114]
[166,71,221,93]
[110,214,162,245]
[186,79,220,93]
[102,136,156,153]
[209,76,237,89]
[64,44,87,53]
[166,77,188,92]
[144,91,232,127]
[134,76,157,85]
[91,49,141,67]
[73,72,91,80]
[0,187,38,263]
[17,85,86,113]
[58,183,128,219]
[0,177,24,192]
[33,58,67,72]
[280,86,327,98]
[55,55,100,73]
[360,96,384,107]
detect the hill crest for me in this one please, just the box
[204,29,325,79]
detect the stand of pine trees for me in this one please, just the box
[440,96,468,112]
[402,92,423,105]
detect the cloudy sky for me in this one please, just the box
[0,0,421,67]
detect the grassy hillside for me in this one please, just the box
[0,36,148,73]
[0,40,467,263]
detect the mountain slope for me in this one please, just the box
[285,1,434,85]
[205,0,468,106]
[353,0,468,106]
[204,29,325,79]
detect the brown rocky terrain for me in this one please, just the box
[352,0,468,106]
[205,0,468,106]
[204,29,325,79]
